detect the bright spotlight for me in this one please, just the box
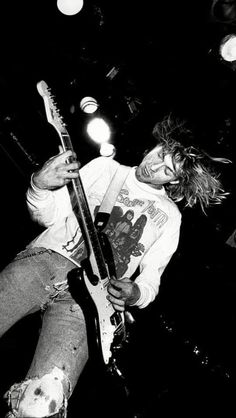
[220,34,236,62]
[99,143,116,157]
[80,96,99,114]
[86,117,111,144]
[57,0,84,16]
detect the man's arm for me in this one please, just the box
[107,214,181,310]
[26,149,79,227]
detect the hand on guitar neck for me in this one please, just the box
[32,148,80,190]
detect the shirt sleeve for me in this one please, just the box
[133,213,181,309]
[26,175,73,227]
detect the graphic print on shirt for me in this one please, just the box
[104,207,147,278]
[62,225,86,256]
[117,188,168,227]
[64,187,169,274]
[62,221,88,263]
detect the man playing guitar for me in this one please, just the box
[0,90,229,417]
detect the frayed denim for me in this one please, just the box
[0,247,89,417]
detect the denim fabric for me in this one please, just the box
[0,247,89,395]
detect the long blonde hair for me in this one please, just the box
[152,115,231,213]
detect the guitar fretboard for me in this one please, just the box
[62,132,109,282]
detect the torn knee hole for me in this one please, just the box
[5,368,69,417]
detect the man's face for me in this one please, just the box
[135,145,181,188]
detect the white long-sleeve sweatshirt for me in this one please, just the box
[26,156,181,309]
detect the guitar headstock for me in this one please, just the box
[37,80,67,136]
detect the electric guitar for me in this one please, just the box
[36,80,126,370]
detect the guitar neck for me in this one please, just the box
[61,132,74,152]
[61,131,108,280]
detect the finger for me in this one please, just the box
[107,295,125,306]
[64,172,79,180]
[63,178,71,185]
[107,296,125,311]
[118,276,131,283]
[65,162,80,172]
[64,152,80,168]
[55,150,74,163]
[45,151,72,168]
[108,282,122,297]
[108,286,122,299]
[109,278,127,291]
[113,304,125,312]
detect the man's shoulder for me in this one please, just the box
[86,156,120,170]
[163,194,182,221]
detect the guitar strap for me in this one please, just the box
[94,164,131,231]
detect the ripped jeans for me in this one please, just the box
[0,247,89,417]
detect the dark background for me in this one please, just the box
[1,1,236,416]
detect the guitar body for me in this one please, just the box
[36,80,126,369]
[83,262,124,363]
[67,257,124,366]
